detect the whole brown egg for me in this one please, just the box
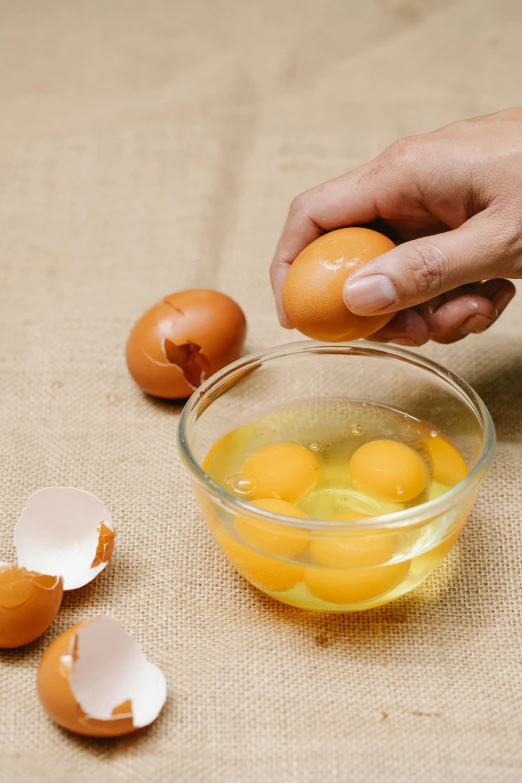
[126,289,247,399]
[282,227,396,341]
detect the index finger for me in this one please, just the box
[270,160,383,327]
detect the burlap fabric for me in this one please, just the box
[1,1,521,781]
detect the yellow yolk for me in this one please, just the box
[215,527,304,593]
[349,440,428,502]
[202,425,254,485]
[427,435,468,486]
[202,430,236,473]
[235,498,310,557]
[310,513,397,568]
[239,442,320,503]
[305,559,410,605]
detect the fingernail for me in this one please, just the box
[495,288,515,315]
[344,275,397,314]
[392,337,417,347]
[460,314,495,336]
[278,313,293,329]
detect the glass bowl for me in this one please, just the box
[177,341,495,611]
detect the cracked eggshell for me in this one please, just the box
[14,488,115,590]
[37,618,167,737]
[0,565,64,648]
[126,289,247,399]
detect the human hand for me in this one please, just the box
[270,108,522,345]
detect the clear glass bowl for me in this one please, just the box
[178,341,495,611]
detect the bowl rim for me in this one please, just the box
[177,340,496,531]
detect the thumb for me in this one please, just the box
[343,218,500,315]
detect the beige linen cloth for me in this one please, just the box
[1,1,521,781]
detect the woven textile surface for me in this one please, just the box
[0,1,521,781]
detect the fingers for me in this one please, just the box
[367,279,516,346]
[270,159,388,326]
[419,278,515,343]
[366,309,430,346]
[416,293,497,344]
[482,277,518,314]
[343,215,503,315]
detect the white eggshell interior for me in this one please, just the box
[14,487,115,590]
[69,618,167,728]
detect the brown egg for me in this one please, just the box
[282,227,396,341]
[0,565,63,648]
[126,289,247,399]
[38,618,167,737]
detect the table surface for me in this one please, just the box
[1,1,521,781]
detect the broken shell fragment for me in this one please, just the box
[126,289,247,399]
[0,565,64,648]
[37,618,167,737]
[90,522,116,568]
[14,488,115,590]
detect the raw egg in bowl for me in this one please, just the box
[178,342,494,611]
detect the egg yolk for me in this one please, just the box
[239,442,320,503]
[427,435,468,486]
[349,440,428,502]
[305,558,410,605]
[215,527,304,593]
[310,513,397,568]
[235,498,310,557]
[202,425,254,486]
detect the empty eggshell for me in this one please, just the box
[14,488,115,590]
[37,617,167,737]
[282,227,396,341]
[126,289,247,399]
[0,565,64,648]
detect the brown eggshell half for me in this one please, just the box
[0,565,63,649]
[126,289,247,399]
[37,621,136,737]
[282,227,396,341]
